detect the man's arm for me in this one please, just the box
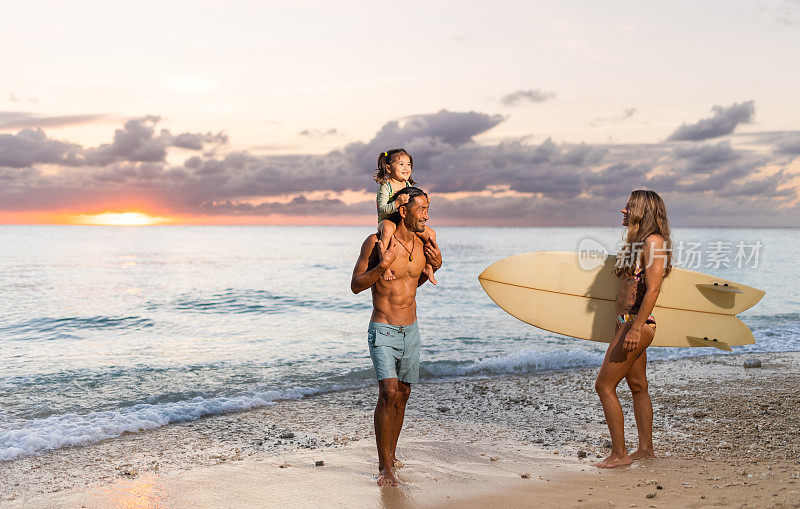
[417,238,443,287]
[351,235,398,294]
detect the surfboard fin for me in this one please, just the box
[686,336,733,351]
[697,283,743,294]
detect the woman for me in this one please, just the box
[594,189,672,469]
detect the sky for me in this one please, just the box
[1,0,799,226]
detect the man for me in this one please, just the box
[350,186,442,487]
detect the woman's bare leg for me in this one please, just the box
[594,322,654,469]
[626,344,655,459]
[377,220,397,280]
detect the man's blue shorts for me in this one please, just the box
[367,321,421,384]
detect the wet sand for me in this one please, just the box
[2,351,799,508]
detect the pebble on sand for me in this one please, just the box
[118,465,137,477]
[279,432,295,439]
[315,460,324,467]
[578,450,588,458]
[744,359,762,368]
[521,473,531,479]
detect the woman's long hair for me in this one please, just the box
[614,189,673,278]
[373,148,416,185]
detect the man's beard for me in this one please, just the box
[407,221,425,233]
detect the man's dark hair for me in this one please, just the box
[387,186,428,225]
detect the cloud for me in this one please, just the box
[172,131,228,150]
[500,89,557,107]
[1,116,228,170]
[0,108,797,226]
[775,0,800,25]
[84,116,228,165]
[0,111,108,130]
[774,132,800,155]
[84,116,171,165]
[299,128,338,137]
[0,166,38,182]
[197,195,363,217]
[7,93,39,104]
[671,142,741,173]
[667,101,755,141]
[590,107,638,127]
[403,137,607,195]
[0,128,83,168]
[359,109,504,150]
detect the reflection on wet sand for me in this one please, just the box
[95,474,166,509]
[380,483,414,509]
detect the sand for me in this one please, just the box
[2,351,799,508]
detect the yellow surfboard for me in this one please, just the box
[478,252,765,350]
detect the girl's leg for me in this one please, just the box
[377,220,396,280]
[594,322,653,469]
[626,341,655,459]
[416,227,437,285]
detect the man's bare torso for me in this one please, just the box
[367,233,425,326]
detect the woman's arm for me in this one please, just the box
[623,235,667,350]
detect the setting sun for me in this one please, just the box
[71,212,170,226]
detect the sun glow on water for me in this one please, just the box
[72,212,170,226]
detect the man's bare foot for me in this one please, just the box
[594,454,632,469]
[377,466,399,486]
[629,448,655,460]
[382,268,395,281]
[423,264,437,285]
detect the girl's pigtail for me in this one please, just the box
[373,151,388,183]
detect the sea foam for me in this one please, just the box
[0,386,323,461]
[424,348,605,377]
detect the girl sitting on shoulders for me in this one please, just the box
[374,148,437,284]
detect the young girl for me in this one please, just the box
[374,148,437,284]
[594,189,672,469]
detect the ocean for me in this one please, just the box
[1,225,797,461]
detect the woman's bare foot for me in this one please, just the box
[594,454,632,469]
[423,264,437,285]
[629,448,655,460]
[382,268,395,281]
[377,466,399,486]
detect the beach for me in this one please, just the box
[1,227,797,507]
[3,351,799,508]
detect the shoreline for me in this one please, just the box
[3,351,799,507]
